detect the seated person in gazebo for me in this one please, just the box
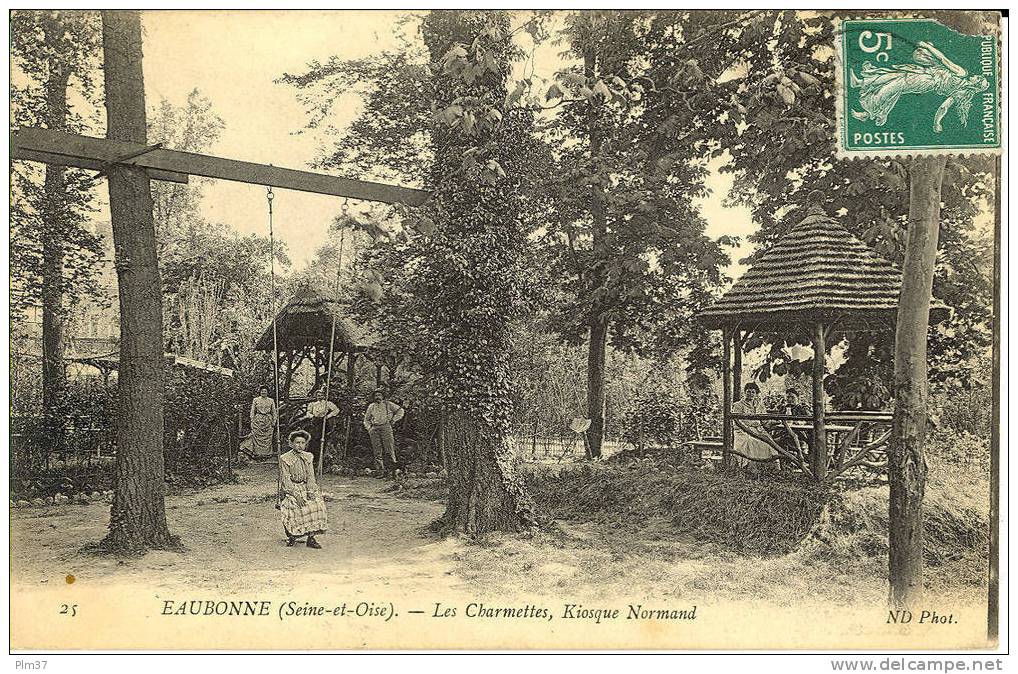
[769,388,811,463]
[731,382,777,470]
[298,388,340,469]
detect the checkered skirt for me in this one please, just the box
[280,489,328,536]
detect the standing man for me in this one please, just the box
[299,388,340,470]
[364,389,404,478]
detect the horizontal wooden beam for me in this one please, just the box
[13,146,190,184]
[12,127,431,206]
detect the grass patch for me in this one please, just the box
[526,462,828,555]
[525,458,989,572]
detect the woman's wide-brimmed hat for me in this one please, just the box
[288,429,311,443]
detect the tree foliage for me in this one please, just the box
[537,11,732,362]
[145,91,288,372]
[10,10,105,325]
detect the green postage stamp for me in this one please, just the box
[836,18,1001,158]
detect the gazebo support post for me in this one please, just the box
[733,328,743,402]
[811,322,828,482]
[722,328,733,469]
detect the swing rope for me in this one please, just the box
[317,205,348,476]
[267,186,283,506]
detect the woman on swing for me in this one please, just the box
[278,429,328,549]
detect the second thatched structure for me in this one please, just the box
[696,208,950,482]
[254,287,369,402]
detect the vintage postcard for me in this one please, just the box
[8,8,1004,654]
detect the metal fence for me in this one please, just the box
[509,434,630,463]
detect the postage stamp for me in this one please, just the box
[836,18,1001,158]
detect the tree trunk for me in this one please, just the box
[586,315,608,459]
[436,411,534,535]
[584,36,609,461]
[100,10,177,553]
[40,19,71,418]
[888,154,947,607]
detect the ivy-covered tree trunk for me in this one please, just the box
[40,19,71,417]
[421,11,536,535]
[100,10,178,553]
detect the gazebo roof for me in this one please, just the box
[254,287,370,352]
[697,211,951,331]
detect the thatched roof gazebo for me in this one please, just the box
[696,209,950,482]
[255,287,369,401]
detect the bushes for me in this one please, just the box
[11,367,243,498]
[11,378,116,498]
[931,386,993,437]
[618,383,721,450]
[799,477,989,574]
[926,430,990,471]
[163,368,243,488]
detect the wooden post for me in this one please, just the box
[811,322,827,482]
[375,363,383,389]
[12,127,431,204]
[888,155,947,608]
[344,352,357,458]
[721,328,732,468]
[733,328,743,402]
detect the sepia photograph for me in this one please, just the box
[7,7,1005,655]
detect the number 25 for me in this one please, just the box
[60,604,78,617]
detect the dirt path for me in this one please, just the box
[10,464,991,650]
[11,463,456,595]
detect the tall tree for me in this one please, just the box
[100,9,178,552]
[418,11,537,533]
[887,155,947,606]
[10,10,105,411]
[886,10,999,610]
[540,11,732,457]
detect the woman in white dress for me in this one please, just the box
[248,385,277,458]
[731,382,777,470]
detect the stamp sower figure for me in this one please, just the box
[363,389,404,478]
[731,382,777,470]
[279,429,327,549]
[298,388,340,468]
[248,385,277,458]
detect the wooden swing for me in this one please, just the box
[266,188,349,507]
